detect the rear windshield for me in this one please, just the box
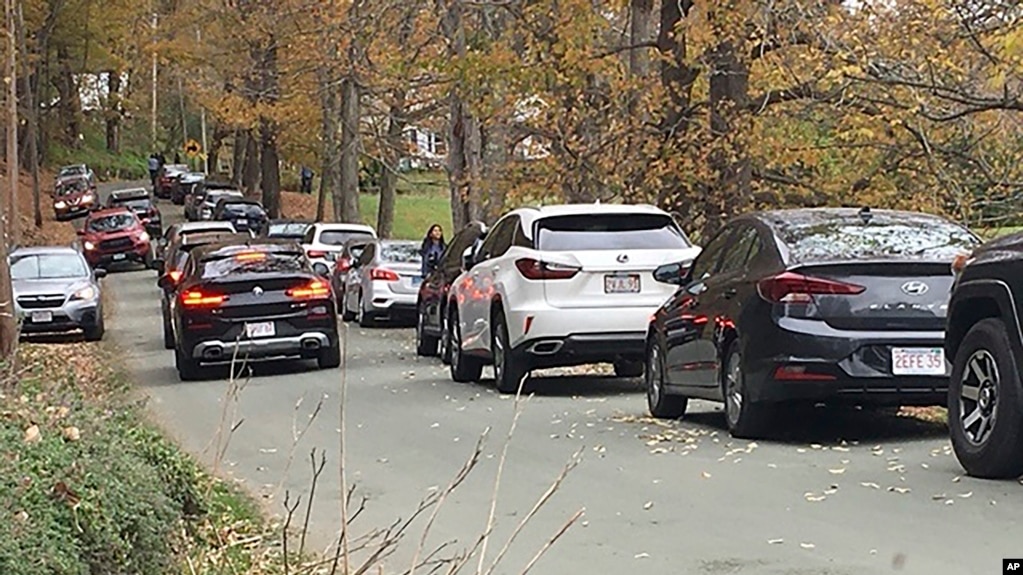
[114,199,153,211]
[380,243,422,264]
[268,223,310,238]
[535,214,691,251]
[320,231,374,246]
[200,252,305,278]
[11,254,90,280]
[88,213,136,232]
[206,193,241,204]
[777,217,980,261]
[223,203,265,217]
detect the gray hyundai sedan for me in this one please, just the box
[10,246,107,340]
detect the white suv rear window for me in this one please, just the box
[535,214,691,251]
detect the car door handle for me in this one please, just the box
[723,288,738,299]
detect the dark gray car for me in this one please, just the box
[10,246,107,341]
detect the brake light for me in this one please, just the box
[235,252,267,262]
[287,279,331,299]
[307,250,327,259]
[168,270,183,283]
[337,257,351,272]
[757,272,865,304]
[181,289,227,307]
[370,268,400,282]
[514,258,580,280]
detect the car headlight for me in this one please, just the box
[54,200,67,209]
[83,241,96,251]
[138,231,150,242]
[71,286,97,300]
[82,193,95,202]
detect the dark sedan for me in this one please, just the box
[644,207,980,438]
[213,198,268,235]
[162,240,341,381]
[415,220,487,360]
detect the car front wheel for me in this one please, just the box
[949,318,1023,479]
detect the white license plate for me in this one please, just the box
[237,218,248,225]
[112,253,127,261]
[604,274,640,294]
[891,347,946,376]
[31,311,52,323]
[245,321,276,339]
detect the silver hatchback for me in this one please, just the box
[10,246,107,340]
[342,240,422,326]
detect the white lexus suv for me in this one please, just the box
[446,203,702,393]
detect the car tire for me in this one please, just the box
[449,308,483,383]
[175,345,202,381]
[416,303,439,357]
[722,342,772,439]
[341,291,356,322]
[357,294,375,328]
[318,337,342,369]
[492,310,527,394]
[949,318,1023,479]
[162,304,174,350]
[440,305,453,365]
[613,359,644,378]
[647,337,688,419]
[83,314,105,342]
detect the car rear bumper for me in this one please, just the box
[189,332,334,361]
[367,284,417,315]
[505,305,656,349]
[512,331,647,368]
[744,317,948,405]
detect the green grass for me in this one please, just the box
[979,226,1023,239]
[47,125,150,181]
[359,190,452,240]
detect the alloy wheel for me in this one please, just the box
[646,344,662,408]
[960,349,999,446]
[493,324,505,383]
[724,352,743,427]
[451,315,462,370]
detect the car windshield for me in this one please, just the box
[536,214,692,251]
[269,223,309,238]
[223,203,265,217]
[206,193,241,205]
[776,215,981,262]
[10,253,89,280]
[55,183,89,197]
[200,251,305,278]
[380,243,421,264]
[320,230,374,246]
[87,213,136,232]
[60,166,86,177]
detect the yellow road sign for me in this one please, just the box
[185,139,201,157]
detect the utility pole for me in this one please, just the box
[151,11,158,147]
[197,27,208,174]
[0,0,19,362]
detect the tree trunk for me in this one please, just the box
[629,0,653,78]
[377,95,405,238]
[17,1,39,228]
[705,39,751,239]
[232,129,246,185]
[259,118,281,219]
[338,76,360,224]
[242,130,260,195]
[317,67,339,223]
[105,70,121,152]
[54,46,80,147]
[1,0,18,361]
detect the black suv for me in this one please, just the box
[946,232,1023,479]
[162,240,341,381]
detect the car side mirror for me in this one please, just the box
[94,268,108,279]
[313,263,330,277]
[653,262,690,286]
[461,246,475,271]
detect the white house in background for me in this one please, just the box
[402,125,446,170]
[74,72,130,112]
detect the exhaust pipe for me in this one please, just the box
[301,338,322,350]
[527,340,563,355]
[204,346,224,360]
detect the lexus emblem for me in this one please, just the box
[901,281,929,296]
[252,286,264,296]
[616,253,629,264]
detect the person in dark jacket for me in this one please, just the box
[420,224,446,277]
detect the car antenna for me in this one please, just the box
[858,206,872,225]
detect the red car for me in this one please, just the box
[52,176,98,220]
[77,208,154,269]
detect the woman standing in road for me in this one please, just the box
[420,224,446,277]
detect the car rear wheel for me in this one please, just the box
[357,294,375,327]
[449,308,483,383]
[318,337,342,369]
[341,291,356,322]
[416,304,439,357]
[647,338,687,419]
[175,345,202,381]
[722,343,772,439]
[162,302,174,350]
[949,318,1023,479]
[492,310,526,394]
[613,359,644,378]
[440,307,453,365]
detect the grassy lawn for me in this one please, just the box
[979,226,1023,239]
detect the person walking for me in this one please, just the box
[420,224,446,278]
[300,166,314,194]
[148,153,160,190]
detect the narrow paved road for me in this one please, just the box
[95,182,1021,575]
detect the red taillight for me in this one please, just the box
[168,270,183,283]
[757,272,865,304]
[181,289,227,308]
[370,268,400,282]
[337,258,351,272]
[287,279,330,299]
[514,258,580,280]
[307,250,327,259]
[773,365,836,381]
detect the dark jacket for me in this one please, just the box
[421,239,445,277]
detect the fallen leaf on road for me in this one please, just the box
[958,491,973,498]
[944,499,954,505]
[259,448,278,454]
[768,538,784,545]
[920,463,929,469]
[767,463,778,469]
[796,448,807,453]
[634,553,650,559]
[888,487,910,494]
[643,501,653,510]
[828,468,846,474]
[932,493,947,500]
[805,495,826,502]
[811,443,823,449]
[860,482,880,489]
[430,423,440,428]
[952,476,962,483]
[800,543,815,550]
[377,458,388,463]
[701,471,712,479]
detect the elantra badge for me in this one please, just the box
[901,281,929,296]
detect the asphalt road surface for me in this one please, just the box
[91,181,1022,575]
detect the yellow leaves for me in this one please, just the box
[23,424,41,445]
